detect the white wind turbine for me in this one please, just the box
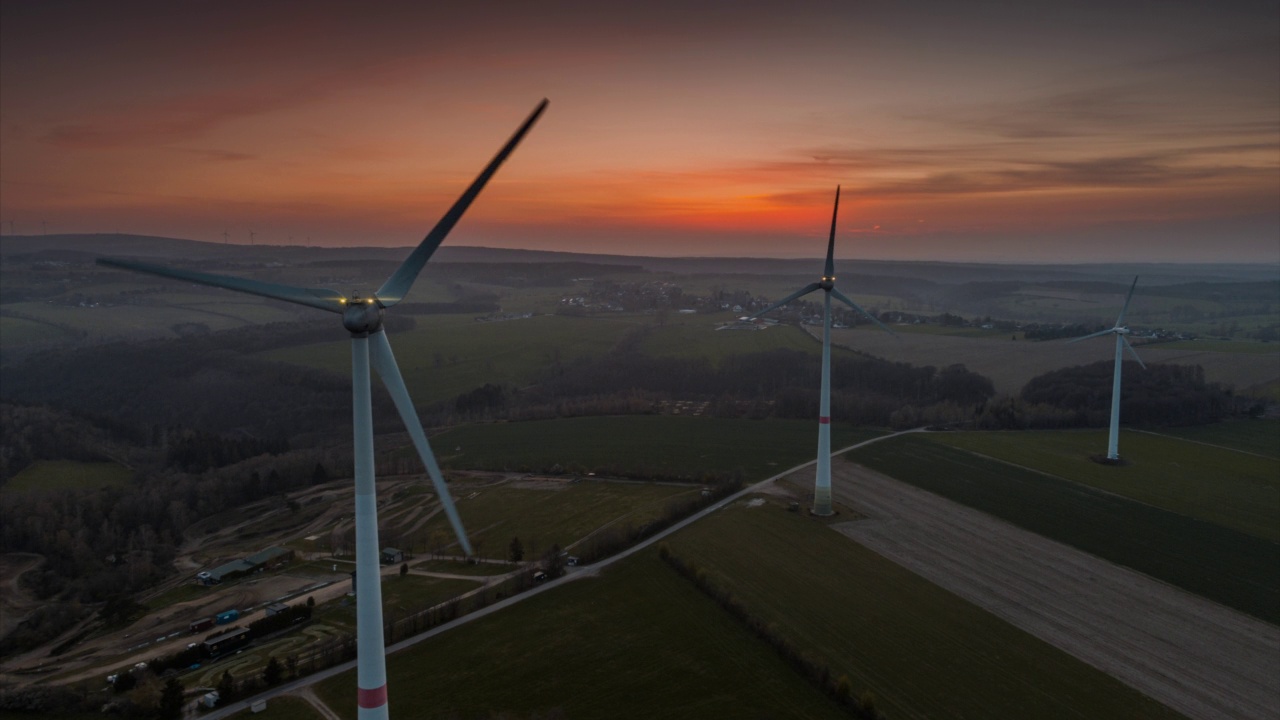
[1066,276,1145,461]
[97,99,548,719]
[746,186,894,515]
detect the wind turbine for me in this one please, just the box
[1066,276,1145,462]
[96,99,548,719]
[746,186,894,515]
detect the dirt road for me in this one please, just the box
[829,461,1280,720]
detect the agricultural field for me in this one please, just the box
[310,504,1185,720]
[263,313,641,404]
[228,695,325,720]
[668,496,1187,720]
[830,325,1280,395]
[2,460,132,494]
[849,434,1280,624]
[638,314,825,363]
[412,478,702,560]
[433,416,882,481]
[1150,419,1280,457]
[315,552,856,720]
[926,428,1280,540]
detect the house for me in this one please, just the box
[197,559,254,585]
[202,626,250,655]
[195,546,295,585]
[244,546,294,570]
[380,547,404,564]
[264,603,290,617]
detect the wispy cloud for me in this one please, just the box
[43,84,326,150]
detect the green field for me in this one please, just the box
[312,505,1183,720]
[667,497,1185,719]
[375,574,482,615]
[415,478,698,559]
[315,552,853,720]
[1149,419,1280,458]
[850,434,1280,624]
[639,317,825,363]
[143,582,208,611]
[264,313,640,404]
[3,459,132,494]
[927,428,1280,541]
[228,695,325,720]
[434,416,883,480]
[413,559,515,576]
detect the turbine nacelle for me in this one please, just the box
[1115,326,1130,336]
[342,294,385,336]
[818,276,835,291]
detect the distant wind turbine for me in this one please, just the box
[222,230,230,244]
[249,229,256,245]
[746,186,894,515]
[97,99,549,720]
[1066,276,1145,461]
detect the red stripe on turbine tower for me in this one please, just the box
[819,416,830,424]
[358,685,388,709]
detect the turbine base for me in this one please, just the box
[1089,454,1129,466]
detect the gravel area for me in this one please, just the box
[829,461,1280,720]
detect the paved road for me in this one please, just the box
[198,429,922,718]
[830,462,1280,720]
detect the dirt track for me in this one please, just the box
[829,461,1280,720]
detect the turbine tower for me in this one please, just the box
[1066,276,1145,461]
[96,99,548,719]
[747,186,894,515]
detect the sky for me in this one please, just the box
[2,0,1277,263]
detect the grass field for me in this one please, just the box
[264,313,640,404]
[639,317,826,363]
[1149,419,1280,458]
[311,507,1185,720]
[227,695,325,720]
[667,497,1186,720]
[849,434,1280,624]
[315,552,854,720]
[413,559,515,576]
[927,429,1280,541]
[375,574,481,615]
[2,459,132,494]
[414,478,698,559]
[434,416,883,481]
[1153,339,1280,354]
[143,582,208,611]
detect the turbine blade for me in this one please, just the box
[1122,335,1147,369]
[824,186,840,279]
[368,330,473,556]
[96,258,345,313]
[746,282,821,320]
[830,287,897,336]
[1116,275,1139,327]
[376,99,549,307]
[1065,328,1114,344]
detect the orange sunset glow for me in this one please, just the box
[2,1,1277,262]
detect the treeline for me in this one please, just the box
[954,361,1242,431]
[1020,361,1238,427]
[660,545,884,718]
[441,328,995,427]
[0,404,145,480]
[0,317,413,438]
